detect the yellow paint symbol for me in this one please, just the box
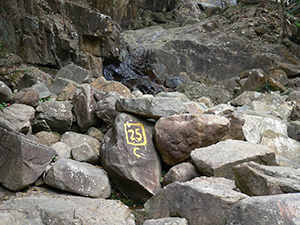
[124,123,147,146]
[133,147,142,158]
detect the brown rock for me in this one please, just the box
[237,69,268,94]
[154,114,230,166]
[35,131,60,146]
[56,83,77,101]
[13,88,40,107]
[276,62,300,78]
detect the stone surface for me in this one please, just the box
[237,68,267,94]
[226,193,300,225]
[87,127,105,142]
[0,125,56,191]
[154,114,230,165]
[91,78,132,98]
[162,162,201,186]
[191,139,277,180]
[30,82,51,99]
[0,81,13,102]
[144,217,188,225]
[101,113,161,202]
[44,158,110,198]
[33,100,73,133]
[277,62,300,77]
[56,82,77,101]
[0,103,35,134]
[261,129,300,165]
[35,131,60,146]
[51,142,71,159]
[0,195,135,225]
[156,91,190,102]
[13,88,40,107]
[72,84,104,131]
[71,142,99,165]
[234,161,300,196]
[54,64,92,84]
[95,91,126,126]
[144,180,248,225]
[116,97,185,119]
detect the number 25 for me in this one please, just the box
[128,128,142,142]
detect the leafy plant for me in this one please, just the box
[0,102,10,110]
[39,97,50,103]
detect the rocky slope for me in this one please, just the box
[1,0,300,224]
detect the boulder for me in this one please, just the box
[261,130,300,165]
[190,139,277,180]
[87,127,105,142]
[0,195,135,224]
[100,113,161,202]
[0,103,35,134]
[236,68,267,94]
[0,125,56,191]
[34,131,60,146]
[56,82,77,101]
[95,91,126,126]
[156,91,190,102]
[44,158,110,198]
[144,217,188,225]
[115,97,185,119]
[91,78,132,98]
[276,62,300,77]
[144,179,248,225]
[30,82,51,99]
[154,114,230,165]
[234,161,300,196]
[13,88,40,107]
[226,193,300,225]
[0,81,13,102]
[72,84,103,131]
[32,100,73,133]
[162,162,201,186]
[51,142,71,159]
[183,101,206,114]
[54,64,92,84]
[70,142,99,165]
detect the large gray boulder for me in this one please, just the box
[144,179,248,225]
[234,161,300,196]
[44,158,111,198]
[0,124,56,191]
[191,139,277,180]
[115,97,185,119]
[0,195,135,225]
[154,114,230,165]
[226,193,300,225]
[101,113,161,202]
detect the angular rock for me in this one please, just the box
[191,139,277,180]
[154,114,230,165]
[0,195,135,225]
[116,97,185,119]
[156,91,190,102]
[71,142,99,165]
[30,82,51,99]
[144,180,248,225]
[44,158,110,198]
[95,91,126,126]
[0,125,56,191]
[162,162,201,186]
[0,103,35,134]
[48,77,78,96]
[261,129,300,165]
[56,82,77,101]
[234,161,300,196]
[51,142,71,159]
[72,84,103,131]
[226,193,300,225]
[183,101,205,114]
[277,62,300,77]
[35,131,60,146]
[144,217,188,225]
[0,81,12,102]
[13,88,40,107]
[241,114,288,144]
[60,131,101,157]
[237,69,267,94]
[221,113,246,141]
[54,63,92,84]
[33,100,73,133]
[100,113,161,202]
[191,176,237,190]
[276,155,300,169]
[230,91,267,107]
[87,127,105,142]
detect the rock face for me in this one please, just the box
[191,139,277,180]
[0,81,13,102]
[154,114,230,165]
[44,159,111,198]
[100,113,161,202]
[0,124,56,191]
[0,195,135,225]
[116,97,185,119]
[234,161,300,196]
[226,193,300,225]
[144,179,248,225]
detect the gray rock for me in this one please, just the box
[71,142,99,164]
[61,131,101,157]
[0,125,56,191]
[0,81,13,102]
[191,176,237,190]
[34,131,60,146]
[48,77,78,96]
[33,100,73,133]
[55,63,92,84]
[154,114,230,165]
[87,127,105,142]
[226,193,300,225]
[51,142,72,159]
[156,91,190,102]
[95,91,125,126]
[72,84,103,131]
[115,97,185,119]
[44,158,110,198]
[31,82,51,99]
[0,195,135,225]
[0,103,35,134]
[144,217,188,225]
[191,139,277,180]
[276,155,300,169]
[101,113,161,202]
[145,180,248,225]
[162,162,201,186]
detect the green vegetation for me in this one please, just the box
[0,102,10,110]
[109,191,136,207]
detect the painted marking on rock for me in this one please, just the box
[124,123,147,158]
